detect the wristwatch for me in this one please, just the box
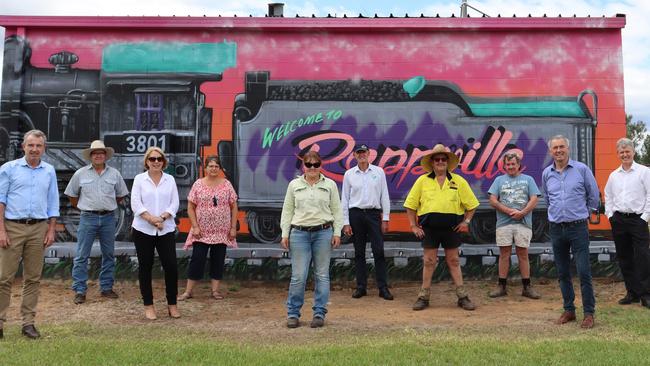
[463,219,471,225]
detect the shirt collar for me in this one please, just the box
[19,156,44,169]
[551,159,575,172]
[300,173,325,184]
[145,172,168,183]
[353,164,374,174]
[617,161,638,172]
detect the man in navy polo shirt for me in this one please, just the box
[542,135,600,329]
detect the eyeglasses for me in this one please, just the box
[147,156,164,162]
[304,162,321,168]
[433,157,448,162]
[212,196,218,207]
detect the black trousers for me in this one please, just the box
[611,212,650,298]
[187,242,227,281]
[133,229,178,306]
[349,208,388,290]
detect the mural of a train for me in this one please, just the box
[1,35,235,240]
[0,14,626,244]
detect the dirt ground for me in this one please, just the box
[2,278,630,342]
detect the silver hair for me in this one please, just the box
[22,129,47,145]
[616,137,635,151]
[547,135,570,149]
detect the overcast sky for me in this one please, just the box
[1,0,648,124]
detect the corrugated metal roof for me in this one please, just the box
[0,14,626,30]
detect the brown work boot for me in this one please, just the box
[555,311,576,325]
[457,296,476,311]
[412,287,430,311]
[581,314,595,329]
[522,285,541,299]
[489,285,507,298]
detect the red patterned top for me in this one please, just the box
[183,178,238,249]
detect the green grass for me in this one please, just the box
[2,303,650,366]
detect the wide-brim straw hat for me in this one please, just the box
[81,140,114,161]
[420,144,459,173]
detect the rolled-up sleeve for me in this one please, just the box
[130,175,146,216]
[164,175,180,217]
[280,181,296,238]
[0,165,8,205]
[583,166,600,211]
[329,180,343,236]
[47,167,60,217]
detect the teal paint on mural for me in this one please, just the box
[102,42,237,74]
[468,101,587,118]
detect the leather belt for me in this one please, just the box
[83,210,113,215]
[350,207,381,213]
[291,223,332,232]
[615,211,639,217]
[5,218,47,225]
[551,219,588,227]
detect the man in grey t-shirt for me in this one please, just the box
[64,140,128,304]
[487,152,541,299]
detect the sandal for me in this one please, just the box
[212,291,225,300]
[177,292,193,301]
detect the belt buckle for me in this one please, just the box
[25,219,35,224]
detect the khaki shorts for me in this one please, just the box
[495,224,532,248]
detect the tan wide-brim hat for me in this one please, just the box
[81,140,115,161]
[420,144,459,173]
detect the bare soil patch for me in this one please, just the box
[4,278,627,343]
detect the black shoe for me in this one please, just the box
[618,292,640,305]
[352,288,367,298]
[379,288,394,300]
[101,289,119,299]
[21,325,41,339]
[642,297,650,309]
[310,316,324,328]
[74,293,86,304]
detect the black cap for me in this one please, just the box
[354,144,369,152]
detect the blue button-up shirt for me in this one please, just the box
[542,159,599,223]
[0,157,60,219]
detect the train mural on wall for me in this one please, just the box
[0,15,626,244]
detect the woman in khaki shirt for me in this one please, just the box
[280,151,342,329]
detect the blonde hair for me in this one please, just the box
[143,146,168,170]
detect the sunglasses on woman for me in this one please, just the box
[433,157,448,162]
[148,156,164,162]
[212,196,218,207]
[304,162,321,168]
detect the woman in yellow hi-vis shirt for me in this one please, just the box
[404,144,479,311]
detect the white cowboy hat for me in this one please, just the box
[420,144,459,173]
[81,140,114,161]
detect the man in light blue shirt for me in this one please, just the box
[542,135,599,329]
[0,130,59,340]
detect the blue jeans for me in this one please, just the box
[71,211,116,294]
[550,221,595,315]
[286,228,333,319]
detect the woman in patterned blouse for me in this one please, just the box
[178,156,238,300]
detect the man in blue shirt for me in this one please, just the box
[542,135,599,329]
[488,152,542,299]
[0,130,59,340]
